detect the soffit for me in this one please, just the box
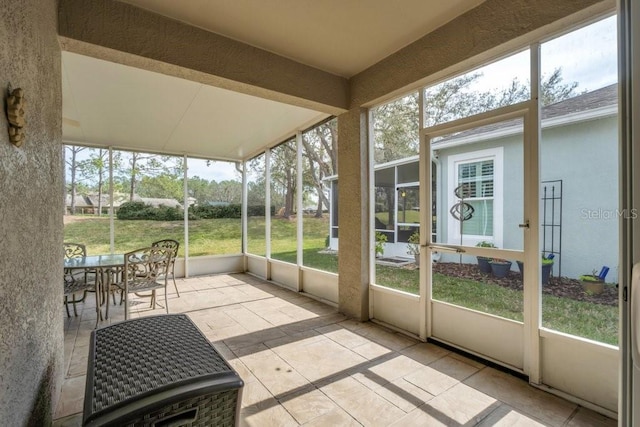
[62,0,486,160]
[62,51,326,160]
[117,0,485,78]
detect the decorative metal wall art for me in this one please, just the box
[7,87,26,147]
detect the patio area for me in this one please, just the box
[54,273,615,426]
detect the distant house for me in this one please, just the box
[133,196,182,209]
[65,193,183,214]
[328,84,619,279]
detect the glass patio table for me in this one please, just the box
[64,254,125,326]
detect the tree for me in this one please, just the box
[77,149,121,215]
[65,145,86,214]
[120,152,182,201]
[270,139,297,218]
[302,119,337,217]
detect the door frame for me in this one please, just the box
[419,99,540,376]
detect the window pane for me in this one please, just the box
[302,119,338,273]
[247,154,266,256]
[110,150,185,255]
[64,145,112,255]
[270,139,297,263]
[187,158,242,256]
[540,16,619,345]
[424,50,530,127]
[431,118,524,320]
[371,93,421,289]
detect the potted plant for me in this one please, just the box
[580,269,605,295]
[489,258,512,278]
[516,254,554,285]
[407,231,420,265]
[476,241,496,273]
[375,231,387,258]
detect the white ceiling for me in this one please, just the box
[62,0,485,161]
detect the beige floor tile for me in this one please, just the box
[371,377,435,412]
[301,407,361,426]
[351,340,395,360]
[279,386,338,424]
[400,342,450,366]
[52,413,82,427]
[67,346,89,377]
[566,407,618,427]
[225,326,287,351]
[448,351,488,369]
[272,336,368,383]
[263,329,323,350]
[423,383,499,425]
[240,380,299,427]
[464,368,577,426]
[224,306,276,331]
[428,355,481,381]
[475,404,548,426]
[278,312,346,335]
[55,375,86,420]
[354,323,418,351]
[212,323,250,342]
[316,324,371,349]
[353,353,426,391]
[240,404,298,427]
[320,376,406,427]
[239,345,310,398]
[403,361,472,396]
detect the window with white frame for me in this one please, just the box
[447,148,503,246]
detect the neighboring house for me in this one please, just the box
[65,193,183,213]
[64,194,95,214]
[132,196,183,209]
[328,84,619,280]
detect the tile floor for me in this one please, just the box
[53,273,617,426]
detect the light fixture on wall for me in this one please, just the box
[6,86,26,147]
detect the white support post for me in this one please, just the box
[524,42,542,384]
[296,132,304,291]
[241,160,248,270]
[109,147,115,254]
[265,149,272,267]
[182,155,189,278]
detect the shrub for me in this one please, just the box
[117,201,183,221]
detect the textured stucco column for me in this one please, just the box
[0,0,63,424]
[337,108,370,320]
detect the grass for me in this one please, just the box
[64,215,618,345]
[375,265,618,345]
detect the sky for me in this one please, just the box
[465,15,618,95]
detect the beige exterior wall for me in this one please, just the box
[0,0,63,425]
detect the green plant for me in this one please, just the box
[580,270,603,282]
[407,231,420,256]
[375,231,388,257]
[476,241,496,248]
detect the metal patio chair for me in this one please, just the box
[63,242,96,317]
[114,246,171,320]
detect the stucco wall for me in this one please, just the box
[0,0,63,425]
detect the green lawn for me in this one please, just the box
[64,215,618,345]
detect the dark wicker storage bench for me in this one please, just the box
[83,314,244,426]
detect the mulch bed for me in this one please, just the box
[430,262,618,307]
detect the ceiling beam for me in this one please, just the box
[58,0,349,115]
